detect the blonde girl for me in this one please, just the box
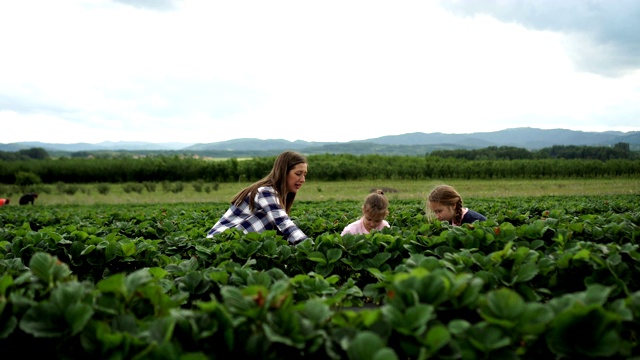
[341,189,390,235]
[427,184,486,225]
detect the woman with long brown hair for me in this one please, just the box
[207,150,309,244]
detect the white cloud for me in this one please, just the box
[1,0,639,144]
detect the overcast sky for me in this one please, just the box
[2,0,639,145]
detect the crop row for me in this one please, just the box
[0,195,639,358]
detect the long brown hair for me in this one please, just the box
[427,184,463,225]
[231,150,307,214]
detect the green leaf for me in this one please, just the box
[262,323,297,347]
[80,244,96,255]
[19,304,62,337]
[308,251,327,264]
[29,252,56,285]
[468,323,511,352]
[29,252,71,286]
[417,272,450,305]
[583,284,612,306]
[572,249,590,261]
[302,299,332,324]
[105,242,118,261]
[547,305,621,357]
[315,263,334,277]
[425,324,451,353]
[208,269,229,285]
[124,268,153,300]
[148,316,176,343]
[404,303,434,330]
[372,348,399,360]
[148,267,168,279]
[347,331,386,360]
[0,315,18,338]
[0,275,14,297]
[178,353,210,360]
[456,277,484,308]
[370,252,392,267]
[326,248,343,264]
[221,286,254,313]
[119,239,137,257]
[514,262,539,283]
[65,303,94,336]
[20,281,92,338]
[97,273,126,296]
[517,303,554,335]
[71,230,89,241]
[448,319,470,337]
[180,271,211,295]
[483,288,525,323]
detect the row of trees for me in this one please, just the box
[0,148,50,161]
[1,142,637,162]
[429,142,635,161]
[1,154,639,185]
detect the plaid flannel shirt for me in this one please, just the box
[206,186,308,244]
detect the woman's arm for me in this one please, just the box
[255,187,308,244]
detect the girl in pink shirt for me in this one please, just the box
[341,189,390,235]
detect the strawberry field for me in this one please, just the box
[1,195,639,359]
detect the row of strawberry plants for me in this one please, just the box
[0,195,639,358]
[2,208,638,301]
[1,249,639,359]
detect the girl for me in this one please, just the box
[427,184,486,225]
[341,189,390,235]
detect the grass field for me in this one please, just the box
[1,177,638,206]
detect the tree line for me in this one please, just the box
[1,142,637,162]
[1,152,639,185]
[430,142,636,161]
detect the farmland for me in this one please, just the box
[1,187,640,358]
[0,177,639,205]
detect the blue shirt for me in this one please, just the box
[461,209,486,224]
[207,186,308,244]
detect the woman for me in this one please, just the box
[207,150,309,244]
[427,184,486,225]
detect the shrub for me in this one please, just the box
[96,183,111,195]
[161,181,172,193]
[205,182,220,193]
[143,182,157,192]
[62,184,80,195]
[192,180,204,193]
[123,183,144,194]
[15,171,42,192]
[171,182,184,193]
[55,182,67,194]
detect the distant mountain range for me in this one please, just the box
[2,128,639,156]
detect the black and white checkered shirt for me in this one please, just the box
[207,186,307,244]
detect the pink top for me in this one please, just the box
[341,217,390,236]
